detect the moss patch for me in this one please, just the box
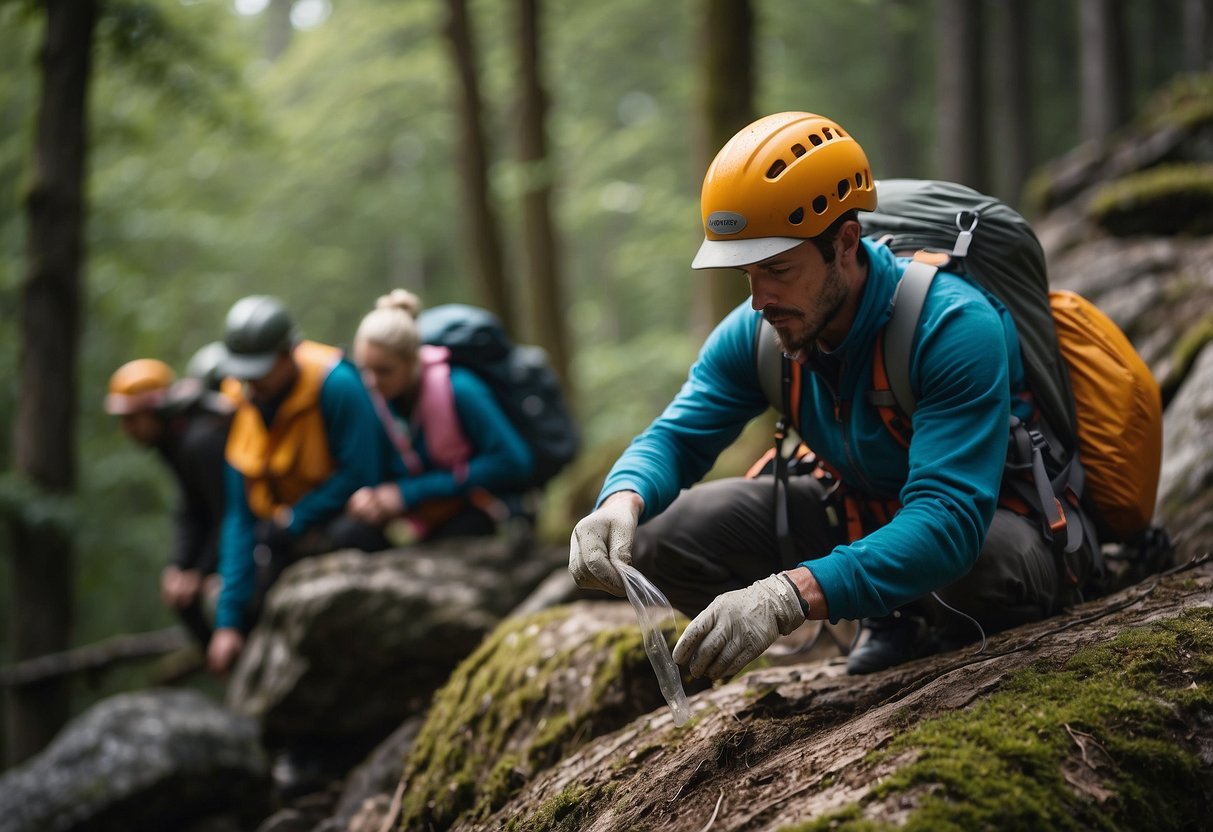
[781,609,1213,832]
[1169,312,1213,388]
[504,783,619,832]
[1141,72,1213,133]
[1088,163,1213,236]
[397,605,667,830]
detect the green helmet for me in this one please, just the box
[220,295,299,380]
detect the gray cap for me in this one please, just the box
[220,296,299,380]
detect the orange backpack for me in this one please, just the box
[1049,290,1162,540]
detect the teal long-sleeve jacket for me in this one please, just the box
[383,365,534,506]
[598,239,1033,622]
[216,358,384,630]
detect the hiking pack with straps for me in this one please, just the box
[417,303,579,489]
[755,178,1165,558]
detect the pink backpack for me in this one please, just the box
[372,345,472,482]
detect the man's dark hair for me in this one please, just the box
[809,209,867,266]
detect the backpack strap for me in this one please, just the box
[867,260,937,445]
[753,317,805,568]
[413,345,474,481]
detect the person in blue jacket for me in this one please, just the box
[208,295,388,675]
[569,112,1097,680]
[344,289,535,542]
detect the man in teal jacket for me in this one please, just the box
[570,112,1093,679]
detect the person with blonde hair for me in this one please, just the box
[346,289,536,542]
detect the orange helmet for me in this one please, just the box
[105,359,175,415]
[691,112,876,269]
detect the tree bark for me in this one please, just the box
[990,0,1034,206]
[444,0,516,335]
[1183,0,1212,71]
[875,0,922,178]
[1078,0,1132,143]
[934,0,988,191]
[6,0,97,766]
[698,0,754,332]
[516,0,571,393]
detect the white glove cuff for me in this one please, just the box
[760,573,807,635]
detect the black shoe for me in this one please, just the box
[846,613,934,675]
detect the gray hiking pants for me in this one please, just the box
[631,475,1091,642]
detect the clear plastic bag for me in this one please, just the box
[618,562,690,726]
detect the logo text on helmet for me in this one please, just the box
[706,211,747,235]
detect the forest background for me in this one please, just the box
[0,0,1208,766]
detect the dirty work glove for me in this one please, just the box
[672,574,807,680]
[568,496,641,597]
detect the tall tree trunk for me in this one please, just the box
[263,0,294,62]
[875,0,921,178]
[990,0,1034,206]
[1078,0,1132,143]
[516,0,571,393]
[6,0,96,766]
[444,0,516,335]
[698,0,754,332]
[1183,0,1211,70]
[934,0,988,191]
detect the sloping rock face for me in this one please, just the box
[0,689,271,832]
[227,540,564,744]
[464,560,1213,831]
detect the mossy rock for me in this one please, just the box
[469,563,1213,831]
[397,601,701,830]
[1088,163,1213,237]
[1141,71,1213,134]
[786,609,1213,831]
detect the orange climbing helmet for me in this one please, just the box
[691,112,877,269]
[104,358,175,415]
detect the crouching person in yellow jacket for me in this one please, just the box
[208,296,389,675]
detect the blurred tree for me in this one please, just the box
[264,0,294,61]
[7,0,97,765]
[517,0,571,390]
[1078,0,1131,143]
[698,0,754,330]
[990,0,1035,206]
[934,0,988,191]
[1183,0,1211,70]
[445,0,516,335]
[875,0,923,178]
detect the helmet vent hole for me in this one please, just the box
[788,206,805,225]
[812,195,829,214]
[837,179,850,199]
[822,127,835,139]
[855,172,863,188]
[766,159,787,179]
[791,143,806,157]
[836,127,847,137]
[808,133,823,147]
